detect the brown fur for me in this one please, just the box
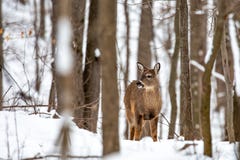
[124,62,162,141]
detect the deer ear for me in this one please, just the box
[137,62,144,73]
[154,63,161,74]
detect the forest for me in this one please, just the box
[0,0,240,159]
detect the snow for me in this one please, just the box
[0,111,238,160]
[0,111,102,159]
[190,60,225,82]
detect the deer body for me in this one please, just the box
[124,62,162,141]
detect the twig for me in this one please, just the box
[14,111,20,160]
[1,86,12,103]
[21,154,102,160]
[160,113,180,138]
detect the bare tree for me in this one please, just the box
[34,0,40,93]
[71,0,86,128]
[179,0,194,140]
[168,0,180,139]
[40,0,45,38]
[201,0,227,156]
[83,0,100,132]
[215,52,227,140]
[123,0,130,139]
[0,0,2,110]
[221,24,235,142]
[233,7,240,141]
[48,0,58,113]
[123,0,130,93]
[137,0,153,68]
[98,0,119,155]
[55,0,74,158]
[190,0,207,139]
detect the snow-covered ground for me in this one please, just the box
[0,111,238,160]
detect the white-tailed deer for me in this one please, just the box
[124,62,162,141]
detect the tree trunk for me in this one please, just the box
[48,0,58,112]
[99,0,119,155]
[137,0,153,68]
[71,0,86,128]
[0,0,2,110]
[83,0,100,132]
[123,0,130,139]
[179,0,194,140]
[221,24,235,142]
[34,0,40,94]
[137,0,154,138]
[201,0,226,156]
[215,50,228,140]
[40,0,45,38]
[233,86,240,140]
[55,0,73,158]
[168,0,179,139]
[190,0,207,139]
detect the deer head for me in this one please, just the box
[136,62,161,89]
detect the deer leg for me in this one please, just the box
[150,116,159,142]
[134,115,143,141]
[129,125,135,140]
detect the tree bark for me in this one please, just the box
[40,0,45,38]
[179,0,194,140]
[137,0,153,68]
[123,0,130,139]
[233,86,240,140]
[168,0,179,139]
[201,0,226,156]
[34,0,40,94]
[99,0,119,155]
[55,0,73,158]
[83,0,100,132]
[0,0,2,110]
[190,0,207,139]
[221,24,235,142]
[71,0,86,128]
[48,0,58,112]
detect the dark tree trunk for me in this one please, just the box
[123,0,130,139]
[34,0,40,94]
[190,0,207,139]
[99,0,119,155]
[221,24,235,142]
[83,0,100,132]
[201,0,226,156]
[55,0,73,158]
[179,0,194,140]
[215,50,228,140]
[137,0,153,68]
[168,0,180,139]
[48,0,58,112]
[40,0,45,38]
[71,0,86,128]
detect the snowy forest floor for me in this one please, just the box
[0,111,238,160]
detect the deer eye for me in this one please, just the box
[146,74,152,78]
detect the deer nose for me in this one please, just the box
[136,80,144,88]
